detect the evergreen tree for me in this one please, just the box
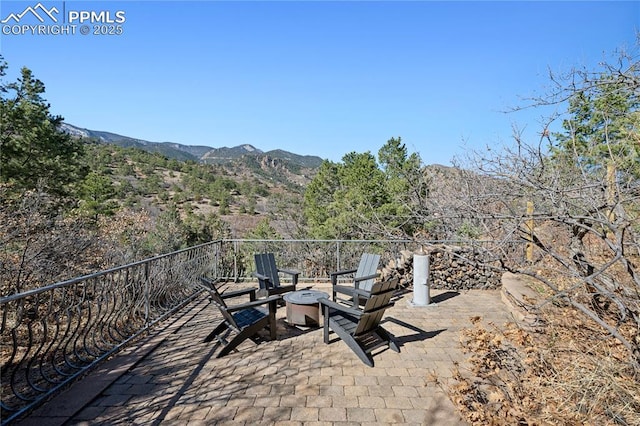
[552,66,640,180]
[77,172,118,222]
[0,58,86,196]
[377,137,423,236]
[303,143,422,240]
[303,160,340,238]
[246,217,281,239]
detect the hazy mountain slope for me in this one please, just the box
[60,123,324,169]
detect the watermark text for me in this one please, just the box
[1,2,126,36]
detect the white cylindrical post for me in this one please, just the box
[412,253,430,306]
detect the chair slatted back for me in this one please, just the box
[255,253,281,289]
[356,253,381,292]
[354,279,398,337]
[199,277,240,331]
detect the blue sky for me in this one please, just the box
[1,1,638,165]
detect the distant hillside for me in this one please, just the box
[200,144,263,162]
[60,123,324,169]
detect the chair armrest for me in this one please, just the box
[221,287,257,300]
[253,272,274,291]
[318,297,363,318]
[253,272,272,282]
[200,276,221,287]
[330,268,358,285]
[226,295,281,313]
[353,273,380,284]
[330,268,358,278]
[278,268,300,285]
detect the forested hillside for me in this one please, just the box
[0,57,315,293]
[80,142,309,235]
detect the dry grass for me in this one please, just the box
[446,309,640,426]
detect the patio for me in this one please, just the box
[18,283,513,425]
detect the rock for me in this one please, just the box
[501,272,545,331]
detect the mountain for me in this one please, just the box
[60,123,211,161]
[200,144,264,163]
[60,123,324,169]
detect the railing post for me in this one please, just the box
[144,261,150,327]
[234,240,239,281]
[214,243,219,278]
[336,241,341,272]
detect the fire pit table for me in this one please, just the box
[283,290,329,327]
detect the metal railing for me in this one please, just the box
[217,238,424,282]
[1,237,502,424]
[0,241,221,424]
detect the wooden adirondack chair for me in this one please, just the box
[199,277,280,358]
[330,253,380,306]
[318,278,400,367]
[254,253,300,297]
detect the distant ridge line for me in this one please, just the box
[59,122,324,168]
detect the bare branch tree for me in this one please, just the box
[424,47,640,368]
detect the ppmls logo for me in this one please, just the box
[2,2,126,36]
[1,2,59,23]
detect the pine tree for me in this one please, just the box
[0,58,86,196]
